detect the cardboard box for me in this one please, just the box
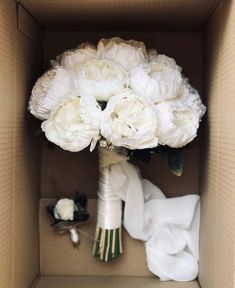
[0,0,234,287]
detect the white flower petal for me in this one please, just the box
[29,67,74,120]
[42,91,101,152]
[72,59,128,101]
[101,89,158,149]
[97,37,147,70]
[155,102,199,148]
[130,54,183,103]
[170,80,206,120]
[54,198,76,221]
[52,43,96,69]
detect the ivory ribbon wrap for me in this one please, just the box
[97,147,128,229]
[97,147,200,282]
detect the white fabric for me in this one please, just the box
[106,151,199,281]
[97,148,200,281]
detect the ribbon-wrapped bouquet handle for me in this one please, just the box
[93,147,128,261]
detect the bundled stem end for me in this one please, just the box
[92,226,123,262]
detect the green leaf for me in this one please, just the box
[132,149,152,163]
[167,148,183,176]
[73,207,89,222]
[74,191,87,208]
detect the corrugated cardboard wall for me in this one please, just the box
[41,31,203,199]
[19,0,221,30]
[199,0,235,287]
[0,1,42,287]
[0,1,15,286]
[14,30,42,288]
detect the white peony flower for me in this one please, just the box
[72,59,128,102]
[41,91,101,152]
[101,89,158,149]
[155,102,200,148]
[29,68,74,120]
[130,54,183,103]
[51,42,96,70]
[97,37,147,70]
[54,198,76,221]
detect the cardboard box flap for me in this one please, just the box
[19,0,221,30]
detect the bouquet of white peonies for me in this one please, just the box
[29,37,205,263]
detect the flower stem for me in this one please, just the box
[92,226,122,261]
